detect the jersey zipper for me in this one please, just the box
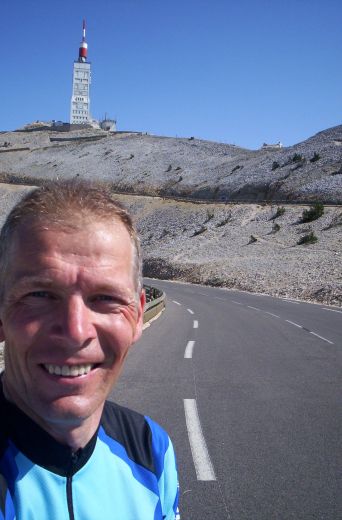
[66,475,75,520]
[66,451,79,520]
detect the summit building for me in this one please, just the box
[70,20,91,124]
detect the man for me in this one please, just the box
[0,180,179,519]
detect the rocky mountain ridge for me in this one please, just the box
[0,125,341,203]
[0,125,341,306]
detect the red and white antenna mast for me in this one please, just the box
[78,19,88,62]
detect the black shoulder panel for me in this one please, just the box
[101,401,155,474]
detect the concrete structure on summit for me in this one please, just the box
[70,20,91,124]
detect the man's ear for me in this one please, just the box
[132,289,146,344]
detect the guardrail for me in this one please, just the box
[143,284,165,324]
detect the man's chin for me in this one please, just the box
[21,394,103,433]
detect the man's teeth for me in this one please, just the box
[44,364,94,377]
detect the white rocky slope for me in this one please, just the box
[0,125,341,306]
[0,125,341,203]
[0,185,340,306]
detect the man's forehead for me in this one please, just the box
[10,218,132,248]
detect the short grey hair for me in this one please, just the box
[0,180,142,300]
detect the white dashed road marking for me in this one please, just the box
[172,300,181,306]
[286,320,303,329]
[247,305,261,311]
[265,311,280,318]
[184,341,195,359]
[232,301,243,305]
[187,308,194,315]
[322,308,342,314]
[193,320,199,329]
[310,331,334,345]
[184,399,216,481]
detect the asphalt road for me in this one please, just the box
[110,279,342,520]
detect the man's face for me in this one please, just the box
[0,220,144,429]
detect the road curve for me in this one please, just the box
[110,279,342,520]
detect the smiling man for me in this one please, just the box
[0,181,179,520]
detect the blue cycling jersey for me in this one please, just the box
[0,383,180,519]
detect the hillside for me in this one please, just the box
[0,126,341,305]
[0,125,341,203]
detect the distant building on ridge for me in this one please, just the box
[261,141,283,150]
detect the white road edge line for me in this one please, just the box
[184,399,216,481]
[232,301,243,305]
[281,299,300,305]
[187,308,194,315]
[322,308,342,314]
[285,319,303,328]
[193,320,199,329]
[310,331,334,345]
[184,341,195,359]
[172,300,181,306]
[265,312,280,318]
[247,305,261,311]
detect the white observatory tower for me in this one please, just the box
[70,20,91,124]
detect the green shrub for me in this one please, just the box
[297,232,318,245]
[270,206,285,220]
[292,153,304,163]
[272,161,280,170]
[215,215,231,228]
[310,152,320,163]
[302,203,324,223]
[272,223,280,233]
[192,226,207,237]
[248,235,257,244]
[204,210,214,223]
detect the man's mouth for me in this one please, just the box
[43,364,96,377]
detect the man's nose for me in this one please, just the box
[52,295,96,348]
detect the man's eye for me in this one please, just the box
[27,291,52,298]
[94,295,116,302]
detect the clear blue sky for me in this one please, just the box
[1,0,341,149]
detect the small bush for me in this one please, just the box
[231,165,242,173]
[310,152,320,163]
[248,235,257,244]
[165,164,172,172]
[292,153,304,163]
[192,226,207,237]
[215,215,231,228]
[272,223,280,233]
[204,210,214,223]
[297,232,318,245]
[272,161,280,170]
[270,206,285,220]
[302,203,324,223]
